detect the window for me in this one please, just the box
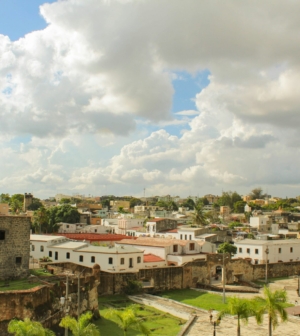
[66,225,69,228]
[49,251,52,257]
[55,252,58,260]
[40,246,44,252]
[120,258,124,265]
[79,255,83,262]
[290,247,293,253]
[279,248,281,253]
[189,235,192,240]
[137,256,141,263]
[109,257,113,264]
[91,256,95,263]
[254,260,259,265]
[247,248,250,254]
[173,245,178,253]
[255,249,259,254]
[16,257,22,264]
[31,245,35,251]
[66,252,70,259]
[190,243,195,251]
[180,234,183,240]
[290,259,293,262]
[129,258,133,268]
[0,230,5,240]
[185,235,187,240]
[239,248,242,253]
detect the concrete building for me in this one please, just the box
[0,203,9,216]
[250,216,271,232]
[234,239,300,264]
[0,216,31,279]
[30,234,144,273]
[23,193,33,211]
[146,218,177,236]
[220,206,230,217]
[117,218,144,235]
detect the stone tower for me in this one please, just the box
[23,193,33,212]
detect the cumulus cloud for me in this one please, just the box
[1,0,300,197]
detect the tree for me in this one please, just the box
[104,305,150,336]
[254,286,288,336]
[59,198,71,204]
[218,297,253,336]
[8,318,55,336]
[155,200,168,208]
[217,242,237,256]
[218,191,242,209]
[198,197,209,205]
[130,198,143,208]
[167,201,178,211]
[59,311,100,336]
[250,187,266,200]
[54,204,80,223]
[228,221,243,229]
[27,198,43,211]
[32,207,49,233]
[181,198,195,210]
[233,201,246,213]
[191,203,208,227]
[0,193,10,203]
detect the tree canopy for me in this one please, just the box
[8,318,55,336]
[59,312,100,336]
[218,191,242,209]
[217,242,237,255]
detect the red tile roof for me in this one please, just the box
[144,254,165,263]
[52,233,136,242]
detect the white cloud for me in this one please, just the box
[1,0,300,198]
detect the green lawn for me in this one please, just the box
[96,295,185,335]
[30,268,53,277]
[0,279,41,291]
[161,289,228,311]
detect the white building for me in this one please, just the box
[116,237,211,266]
[30,235,144,273]
[250,216,271,232]
[234,239,300,264]
[117,218,144,235]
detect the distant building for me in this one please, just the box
[23,193,33,212]
[0,203,9,216]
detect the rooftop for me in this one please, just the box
[144,254,165,263]
[52,233,136,242]
[78,245,142,254]
[30,234,66,242]
[118,237,202,247]
[234,239,300,246]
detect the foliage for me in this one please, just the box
[27,198,43,211]
[198,197,209,205]
[181,198,195,210]
[205,210,221,223]
[218,191,242,209]
[250,187,266,200]
[217,242,237,255]
[39,256,52,262]
[59,311,100,336]
[248,202,262,210]
[8,318,55,336]
[228,221,243,229]
[218,297,254,336]
[129,198,143,208]
[0,193,10,203]
[118,207,128,213]
[123,279,142,295]
[233,201,246,213]
[253,286,288,336]
[247,233,255,239]
[191,202,208,226]
[59,198,71,204]
[9,194,24,213]
[32,207,49,233]
[104,305,150,336]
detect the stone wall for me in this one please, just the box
[0,216,31,280]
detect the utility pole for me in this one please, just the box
[265,247,269,284]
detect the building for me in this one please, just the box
[146,218,177,236]
[234,239,300,264]
[117,218,144,235]
[30,234,143,273]
[116,237,209,266]
[204,194,219,204]
[0,216,31,279]
[23,193,33,211]
[220,206,230,216]
[110,200,130,212]
[0,203,9,216]
[249,216,271,232]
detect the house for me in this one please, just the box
[0,203,9,216]
[116,237,211,266]
[234,239,300,264]
[220,206,230,216]
[117,218,144,235]
[250,216,271,232]
[30,234,143,273]
[58,222,87,233]
[146,218,177,236]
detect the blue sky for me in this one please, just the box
[0,0,55,41]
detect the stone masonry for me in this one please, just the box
[0,216,31,280]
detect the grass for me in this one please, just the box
[96,295,185,335]
[161,289,228,311]
[160,289,293,312]
[254,277,290,286]
[30,268,53,277]
[0,279,41,291]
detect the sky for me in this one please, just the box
[0,0,300,199]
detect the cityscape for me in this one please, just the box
[1,0,300,335]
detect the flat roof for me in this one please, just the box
[51,241,88,249]
[77,245,142,254]
[234,239,300,246]
[30,234,66,242]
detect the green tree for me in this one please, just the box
[59,198,71,204]
[181,198,195,210]
[191,202,208,227]
[8,318,55,336]
[32,207,49,233]
[54,204,80,223]
[250,187,265,200]
[27,198,43,211]
[218,191,242,209]
[233,201,246,213]
[0,193,10,203]
[167,201,178,211]
[217,242,237,255]
[254,286,288,336]
[228,221,243,229]
[155,200,168,208]
[59,311,100,336]
[104,305,150,336]
[130,198,143,208]
[218,297,253,336]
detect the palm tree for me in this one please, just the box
[191,202,208,227]
[218,297,253,336]
[59,311,100,336]
[104,305,150,336]
[253,286,288,336]
[8,318,55,336]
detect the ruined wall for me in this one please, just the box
[0,216,31,280]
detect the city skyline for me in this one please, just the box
[1,1,300,199]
